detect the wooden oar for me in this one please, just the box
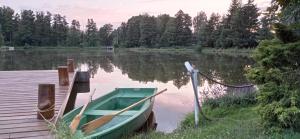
[69,89,96,133]
[81,88,167,134]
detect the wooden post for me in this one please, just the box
[67,59,75,72]
[37,84,55,120]
[58,66,69,86]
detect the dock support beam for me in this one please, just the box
[58,66,69,86]
[37,84,55,120]
[67,59,75,72]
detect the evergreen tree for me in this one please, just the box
[52,14,68,46]
[258,16,274,40]
[66,19,81,46]
[193,11,207,45]
[85,19,98,47]
[114,22,127,47]
[160,18,177,47]
[174,10,192,46]
[98,24,113,46]
[126,16,142,47]
[203,13,220,47]
[15,10,35,46]
[0,6,14,45]
[139,15,157,47]
[0,25,4,46]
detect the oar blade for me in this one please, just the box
[69,115,81,133]
[81,115,114,134]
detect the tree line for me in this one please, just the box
[1,0,273,48]
[0,7,113,47]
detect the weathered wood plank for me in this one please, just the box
[0,70,76,139]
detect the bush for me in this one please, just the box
[196,45,202,52]
[247,39,300,130]
[203,92,257,109]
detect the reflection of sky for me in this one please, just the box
[75,65,230,132]
[1,0,271,28]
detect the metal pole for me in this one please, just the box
[185,61,201,127]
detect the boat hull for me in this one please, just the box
[62,88,157,139]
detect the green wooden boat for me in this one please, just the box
[62,88,157,139]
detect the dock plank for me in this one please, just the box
[0,70,75,139]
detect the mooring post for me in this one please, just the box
[58,66,69,86]
[185,61,201,127]
[37,84,55,120]
[67,59,75,72]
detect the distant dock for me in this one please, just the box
[0,59,81,139]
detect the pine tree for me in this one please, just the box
[85,19,98,47]
[174,10,192,46]
[258,16,273,40]
[0,25,4,46]
[66,19,81,46]
[15,10,35,46]
[203,13,220,47]
[99,24,113,46]
[0,6,14,45]
[193,11,207,45]
[114,22,127,47]
[52,14,68,46]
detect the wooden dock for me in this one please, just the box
[0,70,75,139]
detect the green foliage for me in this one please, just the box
[273,23,299,43]
[0,26,4,46]
[85,19,98,47]
[49,121,84,139]
[203,92,257,109]
[247,39,300,130]
[66,20,82,46]
[99,24,113,46]
[131,106,300,139]
[258,16,274,40]
[174,10,193,46]
[139,15,157,47]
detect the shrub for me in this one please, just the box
[203,92,257,109]
[247,39,300,130]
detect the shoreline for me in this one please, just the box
[3,46,254,57]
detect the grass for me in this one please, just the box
[123,47,253,57]
[131,105,300,139]
[130,92,300,139]
[201,47,254,57]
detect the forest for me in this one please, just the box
[0,0,274,48]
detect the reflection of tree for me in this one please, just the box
[99,56,114,73]
[87,61,99,78]
[111,52,191,88]
[0,49,253,89]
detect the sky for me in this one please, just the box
[0,0,271,29]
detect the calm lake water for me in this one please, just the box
[0,49,254,132]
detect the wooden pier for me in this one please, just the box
[0,70,75,139]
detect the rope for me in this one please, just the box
[37,104,56,123]
[198,71,254,88]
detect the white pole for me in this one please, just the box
[185,61,200,127]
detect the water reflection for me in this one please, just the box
[0,49,254,132]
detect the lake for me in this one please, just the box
[0,49,254,133]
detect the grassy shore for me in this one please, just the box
[124,47,253,57]
[131,106,300,139]
[8,46,254,57]
[130,92,300,139]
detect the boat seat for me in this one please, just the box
[84,110,138,116]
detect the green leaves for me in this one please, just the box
[247,39,300,131]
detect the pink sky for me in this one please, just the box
[1,0,271,29]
